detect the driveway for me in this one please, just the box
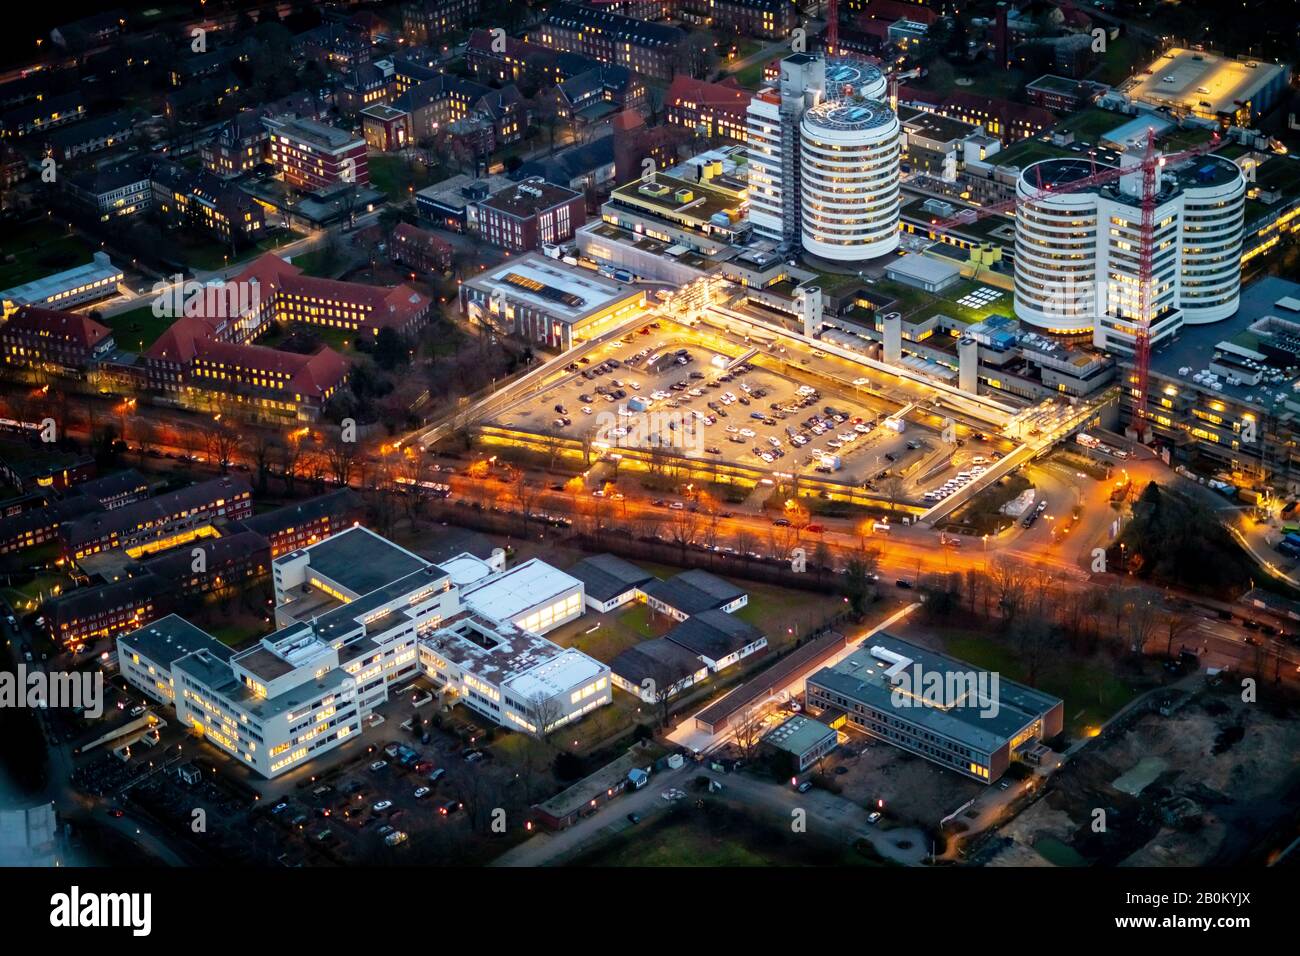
[705,769,930,865]
[491,765,693,867]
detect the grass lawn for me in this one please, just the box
[1034,836,1089,867]
[730,59,769,90]
[2,572,68,612]
[1088,35,1151,87]
[102,305,177,353]
[290,247,344,278]
[368,154,445,198]
[932,625,1144,735]
[994,138,1075,168]
[0,221,98,290]
[550,604,668,662]
[1059,107,1129,141]
[573,803,875,866]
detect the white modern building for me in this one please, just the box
[746,53,825,247]
[119,526,608,777]
[119,614,365,779]
[1013,151,1244,352]
[800,97,902,262]
[0,252,123,318]
[746,51,900,261]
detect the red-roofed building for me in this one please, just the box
[666,75,753,144]
[1,305,115,377]
[217,253,432,340]
[391,223,454,275]
[897,88,1055,144]
[139,253,431,422]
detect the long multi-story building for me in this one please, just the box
[0,252,123,318]
[538,4,696,82]
[142,252,428,422]
[807,634,1063,784]
[1014,151,1245,353]
[263,116,370,191]
[1,306,115,378]
[710,0,798,39]
[61,476,253,563]
[120,526,610,778]
[401,0,482,44]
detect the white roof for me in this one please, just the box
[504,647,605,701]
[437,553,495,586]
[885,253,960,284]
[461,558,582,621]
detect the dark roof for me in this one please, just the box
[515,135,615,186]
[2,306,113,351]
[118,614,233,668]
[0,497,101,542]
[643,570,747,616]
[692,630,848,731]
[480,178,582,218]
[610,637,706,688]
[62,476,252,549]
[567,553,655,602]
[48,573,162,623]
[293,525,427,596]
[67,469,149,505]
[239,489,362,538]
[138,530,269,581]
[664,609,763,660]
[43,110,137,148]
[543,5,686,47]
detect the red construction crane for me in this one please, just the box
[926,128,1223,441]
[826,0,839,57]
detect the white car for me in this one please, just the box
[739,428,756,438]
[373,800,393,812]
[581,406,592,414]
[767,436,781,448]
[853,377,870,386]
[414,786,431,799]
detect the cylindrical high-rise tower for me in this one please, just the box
[799,98,901,262]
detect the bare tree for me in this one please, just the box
[731,704,767,762]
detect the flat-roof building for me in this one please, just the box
[762,714,838,772]
[806,633,1063,783]
[0,252,122,318]
[459,254,644,350]
[1116,48,1290,125]
[121,524,611,777]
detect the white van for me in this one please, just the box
[872,521,891,534]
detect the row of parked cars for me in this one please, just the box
[924,464,991,503]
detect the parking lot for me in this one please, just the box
[492,324,988,493]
